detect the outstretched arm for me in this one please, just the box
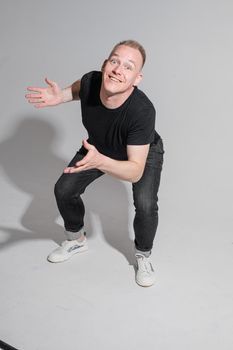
[25,78,81,108]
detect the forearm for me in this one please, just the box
[61,80,81,103]
[65,141,148,182]
[99,155,143,183]
[61,86,73,103]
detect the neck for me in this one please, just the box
[100,86,134,109]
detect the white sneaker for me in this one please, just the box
[47,237,88,263]
[135,254,155,287]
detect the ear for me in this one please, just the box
[101,59,108,72]
[133,72,143,87]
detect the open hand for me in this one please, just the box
[64,140,104,173]
[25,78,63,108]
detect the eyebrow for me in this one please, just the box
[110,53,136,67]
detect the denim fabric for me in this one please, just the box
[54,138,164,251]
[132,138,164,252]
[54,153,104,233]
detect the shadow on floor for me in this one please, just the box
[0,116,135,265]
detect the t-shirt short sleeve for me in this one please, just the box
[79,72,91,101]
[79,71,101,102]
[126,106,155,145]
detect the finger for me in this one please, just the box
[75,156,91,167]
[82,139,88,150]
[27,87,44,93]
[70,165,88,172]
[64,166,83,173]
[45,77,57,88]
[25,93,43,99]
[75,152,91,166]
[63,167,72,173]
[28,100,44,104]
[64,166,82,172]
[75,160,86,167]
[82,139,94,150]
[26,97,44,103]
[26,98,45,105]
[34,103,47,108]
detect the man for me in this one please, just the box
[26,40,164,287]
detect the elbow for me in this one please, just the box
[128,163,145,183]
[130,176,142,183]
[129,170,144,184]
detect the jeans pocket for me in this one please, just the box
[155,138,165,154]
[146,139,164,168]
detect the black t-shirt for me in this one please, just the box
[79,71,160,160]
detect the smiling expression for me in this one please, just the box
[101,45,143,101]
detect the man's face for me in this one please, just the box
[101,45,143,97]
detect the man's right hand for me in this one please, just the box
[25,78,72,108]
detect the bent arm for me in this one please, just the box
[65,141,150,183]
[99,144,150,182]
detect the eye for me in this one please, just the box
[109,58,117,64]
[124,64,133,71]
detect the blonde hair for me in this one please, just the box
[109,40,146,68]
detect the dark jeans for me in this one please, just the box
[54,138,164,252]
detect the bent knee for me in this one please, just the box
[54,177,78,201]
[134,197,158,215]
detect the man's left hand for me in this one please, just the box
[64,140,104,173]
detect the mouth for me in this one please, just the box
[108,75,122,83]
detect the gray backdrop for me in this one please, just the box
[0,1,233,349]
[0,0,232,239]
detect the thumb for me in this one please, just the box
[45,77,57,88]
[82,139,93,150]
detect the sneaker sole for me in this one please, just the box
[135,279,155,287]
[47,245,88,263]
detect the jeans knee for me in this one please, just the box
[54,178,72,203]
[54,177,82,207]
[135,197,158,216]
[54,180,64,202]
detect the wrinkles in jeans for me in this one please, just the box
[54,138,164,251]
[132,138,164,252]
[54,152,104,233]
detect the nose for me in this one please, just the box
[112,64,123,75]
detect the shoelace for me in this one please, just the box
[136,255,153,274]
[61,239,86,247]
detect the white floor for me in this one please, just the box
[0,173,233,350]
